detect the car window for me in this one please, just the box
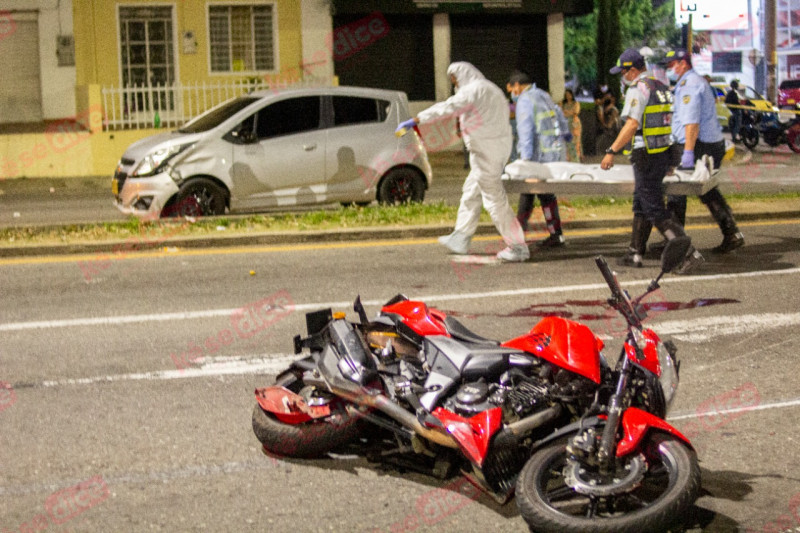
[780,80,800,90]
[743,87,761,100]
[255,96,321,140]
[331,96,390,127]
[178,97,259,133]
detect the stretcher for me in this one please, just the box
[502,154,719,197]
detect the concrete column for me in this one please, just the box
[433,13,451,102]
[547,13,565,101]
[300,0,334,83]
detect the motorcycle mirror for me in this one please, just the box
[661,236,692,273]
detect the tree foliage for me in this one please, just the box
[565,0,682,91]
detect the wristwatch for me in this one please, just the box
[605,147,619,155]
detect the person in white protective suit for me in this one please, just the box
[396,62,529,262]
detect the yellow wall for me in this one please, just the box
[74,0,303,87]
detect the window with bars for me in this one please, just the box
[119,6,175,113]
[209,4,276,73]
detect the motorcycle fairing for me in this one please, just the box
[616,407,693,457]
[502,316,604,384]
[254,386,331,424]
[624,328,661,376]
[381,300,450,337]
[431,406,503,467]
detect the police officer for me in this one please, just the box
[660,48,744,255]
[507,71,569,248]
[601,48,704,273]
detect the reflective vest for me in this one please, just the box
[638,77,673,154]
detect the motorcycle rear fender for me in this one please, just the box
[616,407,693,456]
[254,385,331,424]
[431,407,503,467]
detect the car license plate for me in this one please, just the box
[112,178,118,196]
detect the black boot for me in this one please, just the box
[517,194,535,232]
[655,218,705,275]
[538,198,566,248]
[702,188,745,254]
[618,215,652,268]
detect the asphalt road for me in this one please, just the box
[1,144,800,229]
[1,220,799,532]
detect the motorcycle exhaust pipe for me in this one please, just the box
[492,405,563,449]
[307,373,460,449]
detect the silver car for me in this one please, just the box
[112,86,432,219]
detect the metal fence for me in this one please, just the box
[100,78,330,131]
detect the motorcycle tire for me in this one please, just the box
[252,376,361,458]
[786,123,800,153]
[741,126,759,150]
[515,434,701,533]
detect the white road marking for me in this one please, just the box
[656,312,800,342]
[669,397,800,421]
[2,266,799,333]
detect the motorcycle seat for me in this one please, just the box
[443,316,499,346]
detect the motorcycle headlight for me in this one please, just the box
[132,144,193,177]
[657,341,679,411]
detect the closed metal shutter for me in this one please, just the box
[0,11,42,123]
[451,14,548,92]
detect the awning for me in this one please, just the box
[332,0,593,15]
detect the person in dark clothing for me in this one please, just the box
[726,80,742,143]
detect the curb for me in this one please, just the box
[1,209,798,258]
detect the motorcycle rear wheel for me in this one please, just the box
[786,123,800,153]
[252,376,361,458]
[515,434,700,533]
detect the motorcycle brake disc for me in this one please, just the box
[563,454,647,497]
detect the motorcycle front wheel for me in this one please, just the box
[252,375,361,458]
[741,126,759,149]
[515,434,700,533]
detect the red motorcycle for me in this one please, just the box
[252,239,701,533]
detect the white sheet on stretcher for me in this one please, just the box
[503,154,716,186]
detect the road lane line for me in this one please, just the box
[2,266,799,332]
[669,397,800,421]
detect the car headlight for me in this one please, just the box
[657,341,679,411]
[132,144,193,177]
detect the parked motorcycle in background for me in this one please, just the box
[741,107,800,152]
[252,239,701,533]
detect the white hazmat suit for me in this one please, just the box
[416,62,528,261]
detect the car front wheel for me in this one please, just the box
[169,178,228,217]
[377,168,425,205]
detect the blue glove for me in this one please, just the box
[680,149,695,169]
[395,118,417,135]
[561,132,573,143]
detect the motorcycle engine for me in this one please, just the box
[445,381,496,416]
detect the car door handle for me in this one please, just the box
[303,144,317,151]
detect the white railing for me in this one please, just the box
[101,77,331,131]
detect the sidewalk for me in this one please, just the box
[0,146,798,258]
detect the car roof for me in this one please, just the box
[248,85,404,100]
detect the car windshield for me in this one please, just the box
[178,97,259,133]
[780,80,800,90]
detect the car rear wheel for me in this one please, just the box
[377,168,425,205]
[170,178,227,217]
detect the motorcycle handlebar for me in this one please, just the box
[595,256,622,299]
[595,255,640,328]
